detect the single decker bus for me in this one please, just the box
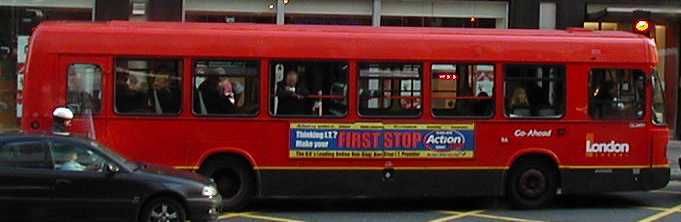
[21,21,670,209]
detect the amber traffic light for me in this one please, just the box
[632,10,654,37]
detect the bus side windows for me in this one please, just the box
[589,69,645,120]
[193,60,259,116]
[114,58,182,115]
[359,63,422,117]
[67,64,102,115]
[270,61,348,117]
[504,64,565,118]
[432,64,494,117]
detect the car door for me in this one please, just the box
[0,138,54,221]
[50,138,134,222]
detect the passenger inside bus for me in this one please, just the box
[475,92,493,115]
[149,67,181,114]
[276,70,310,115]
[590,80,616,119]
[510,87,530,116]
[115,72,148,113]
[197,73,243,114]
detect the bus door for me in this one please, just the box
[577,69,651,167]
[58,55,109,140]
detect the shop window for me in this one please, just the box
[193,60,259,116]
[589,69,645,120]
[0,141,49,169]
[359,63,422,117]
[270,61,348,117]
[432,64,494,117]
[67,64,102,115]
[285,14,371,26]
[505,65,564,118]
[185,13,276,24]
[115,58,182,115]
[381,16,496,28]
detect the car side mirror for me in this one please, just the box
[106,163,120,175]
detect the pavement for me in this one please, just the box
[217,142,681,222]
[668,140,681,180]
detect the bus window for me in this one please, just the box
[67,64,102,115]
[193,60,259,116]
[652,71,666,125]
[270,61,348,117]
[432,64,494,117]
[359,63,422,117]
[589,69,645,120]
[114,58,182,115]
[504,64,564,118]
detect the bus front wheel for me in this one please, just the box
[507,160,557,209]
[199,156,254,211]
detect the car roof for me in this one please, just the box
[0,132,93,144]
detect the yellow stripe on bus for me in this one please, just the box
[176,165,668,171]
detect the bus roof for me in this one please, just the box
[31,21,657,65]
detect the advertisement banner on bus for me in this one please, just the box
[289,123,475,159]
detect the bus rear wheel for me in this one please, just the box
[199,156,254,211]
[507,160,557,209]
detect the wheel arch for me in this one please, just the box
[138,191,190,222]
[195,148,260,196]
[505,148,562,189]
[195,148,257,169]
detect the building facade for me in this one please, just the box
[0,0,679,136]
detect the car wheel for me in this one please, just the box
[199,156,254,211]
[507,160,557,209]
[140,197,187,222]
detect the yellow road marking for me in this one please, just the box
[638,203,681,222]
[219,212,305,222]
[429,210,485,222]
[440,210,544,222]
[219,212,251,219]
[470,213,545,222]
[641,207,673,212]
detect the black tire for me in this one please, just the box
[507,160,558,209]
[139,197,187,222]
[198,156,254,211]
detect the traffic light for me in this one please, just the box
[632,10,654,37]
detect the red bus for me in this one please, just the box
[22,21,669,209]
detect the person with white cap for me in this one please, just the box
[52,107,73,136]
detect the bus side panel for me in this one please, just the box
[258,169,505,198]
[22,52,60,133]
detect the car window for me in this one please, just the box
[51,142,112,173]
[0,140,50,169]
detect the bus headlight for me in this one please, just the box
[202,186,218,197]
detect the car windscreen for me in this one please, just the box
[89,141,134,169]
